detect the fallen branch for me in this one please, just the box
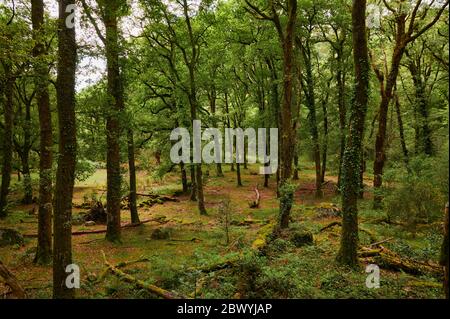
[115,257,151,269]
[170,238,203,243]
[0,260,26,299]
[24,217,167,238]
[101,251,187,299]
[319,221,341,232]
[368,237,395,247]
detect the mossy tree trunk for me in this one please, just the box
[127,128,140,224]
[0,60,13,218]
[102,0,125,242]
[53,0,77,299]
[336,0,370,268]
[32,0,53,265]
[245,0,298,228]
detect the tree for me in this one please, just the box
[371,0,449,208]
[32,0,53,265]
[0,6,16,218]
[245,0,298,229]
[336,0,370,267]
[53,0,77,299]
[81,0,138,241]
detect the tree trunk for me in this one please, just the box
[293,152,299,180]
[336,53,347,192]
[0,62,13,218]
[372,16,407,208]
[408,62,433,156]
[53,0,77,299]
[321,79,331,186]
[32,0,53,266]
[180,162,188,193]
[21,151,33,204]
[302,43,322,198]
[189,164,196,201]
[103,1,124,243]
[127,128,139,224]
[394,90,409,168]
[195,164,207,215]
[336,0,369,268]
[278,0,297,229]
[441,203,449,299]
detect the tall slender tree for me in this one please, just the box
[53,0,77,298]
[32,0,53,265]
[336,0,370,267]
[245,0,298,228]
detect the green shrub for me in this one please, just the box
[383,155,447,234]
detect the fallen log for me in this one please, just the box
[101,251,186,299]
[0,260,26,299]
[359,245,443,278]
[24,217,167,238]
[368,237,395,247]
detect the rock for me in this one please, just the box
[150,227,172,240]
[72,214,85,226]
[84,221,96,227]
[0,228,24,247]
[83,201,107,224]
[290,230,313,247]
[315,203,342,219]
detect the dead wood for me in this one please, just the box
[101,251,187,299]
[24,217,167,238]
[319,221,341,232]
[249,185,260,208]
[0,260,26,299]
[359,245,443,278]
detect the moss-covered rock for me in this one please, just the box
[0,228,24,247]
[151,227,172,240]
[290,230,313,247]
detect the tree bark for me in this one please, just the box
[336,0,369,268]
[102,1,124,242]
[372,40,405,208]
[0,62,13,218]
[408,61,434,156]
[301,40,322,198]
[127,128,139,224]
[53,0,77,299]
[393,90,409,168]
[180,162,188,193]
[441,203,449,299]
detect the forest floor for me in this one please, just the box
[0,163,445,299]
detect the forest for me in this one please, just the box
[0,0,448,300]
